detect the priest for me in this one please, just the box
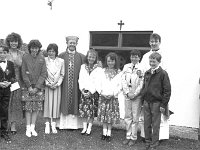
[57,36,85,129]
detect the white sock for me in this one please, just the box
[31,124,38,136]
[86,123,92,134]
[26,125,31,137]
[81,122,87,133]
[107,129,111,136]
[51,122,57,134]
[103,128,107,136]
[45,122,50,134]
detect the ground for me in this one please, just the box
[0,117,199,150]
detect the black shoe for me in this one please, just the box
[85,132,91,136]
[10,131,17,135]
[122,139,130,145]
[101,135,106,140]
[140,137,146,143]
[1,133,11,143]
[128,140,136,146]
[145,141,151,150]
[149,141,160,149]
[106,136,111,142]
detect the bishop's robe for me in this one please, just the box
[57,51,85,129]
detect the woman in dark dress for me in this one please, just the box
[5,32,25,134]
[21,40,47,137]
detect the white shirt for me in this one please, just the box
[0,60,7,72]
[97,68,122,97]
[79,64,102,94]
[141,49,166,72]
[121,63,144,97]
[45,57,65,86]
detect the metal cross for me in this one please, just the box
[118,20,124,31]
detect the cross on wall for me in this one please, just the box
[118,20,125,31]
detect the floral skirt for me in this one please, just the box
[79,94,98,120]
[23,101,43,112]
[97,95,120,124]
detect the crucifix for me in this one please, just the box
[118,20,124,31]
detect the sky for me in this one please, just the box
[0,0,198,54]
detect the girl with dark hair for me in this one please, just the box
[21,39,47,137]
[5,32,24,135]
[97,52,121,142]
[43,43,65,134]
[78,49,102,135]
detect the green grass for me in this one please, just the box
[0,117,198,150]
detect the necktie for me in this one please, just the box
[67,53,75,112]
[132,65,135,71]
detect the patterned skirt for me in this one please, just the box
[97,95,120,124]
[23,101,43,112]
[22,88,44,112]
[79,93,98,120]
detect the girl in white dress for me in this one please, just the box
[97,52,121,142]
[44,43,65,134]
[78,49,102,135]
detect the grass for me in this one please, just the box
[0,117,199,150]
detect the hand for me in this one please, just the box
[104,95,112,99]
[3,81,11,88]
[83,90,91,98]
[128,92,135,99]
[28,86,34,94]
[160,107,165,113]
[32,88,38,94]
[50,84,57,89]
[50,82,57,89]
[0,82,6,88]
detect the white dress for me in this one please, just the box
[44,57,64,119]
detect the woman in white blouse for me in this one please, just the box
[97,52,121,142]
[78,49,102,135]
[44,43,65,134]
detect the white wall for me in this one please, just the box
[0,0,199,128]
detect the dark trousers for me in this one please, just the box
[0,88,10,134]
[143,100,161,144]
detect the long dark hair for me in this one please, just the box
[46,43,58,57]
[85,49,98,65]
[28,39,42,55]
[5,32,23,48]
[104,52,119,69]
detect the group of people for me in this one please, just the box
[0,32,171,150]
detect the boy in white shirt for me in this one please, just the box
[0,45,16,143]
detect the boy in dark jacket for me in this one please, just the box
[141,52,171,150]
[0,45,16,143]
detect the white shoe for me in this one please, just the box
[26,125,31,137]
[31,124,38,136]
[45,122,50,134]
[51,122,57,134]
[86,123,92,135]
